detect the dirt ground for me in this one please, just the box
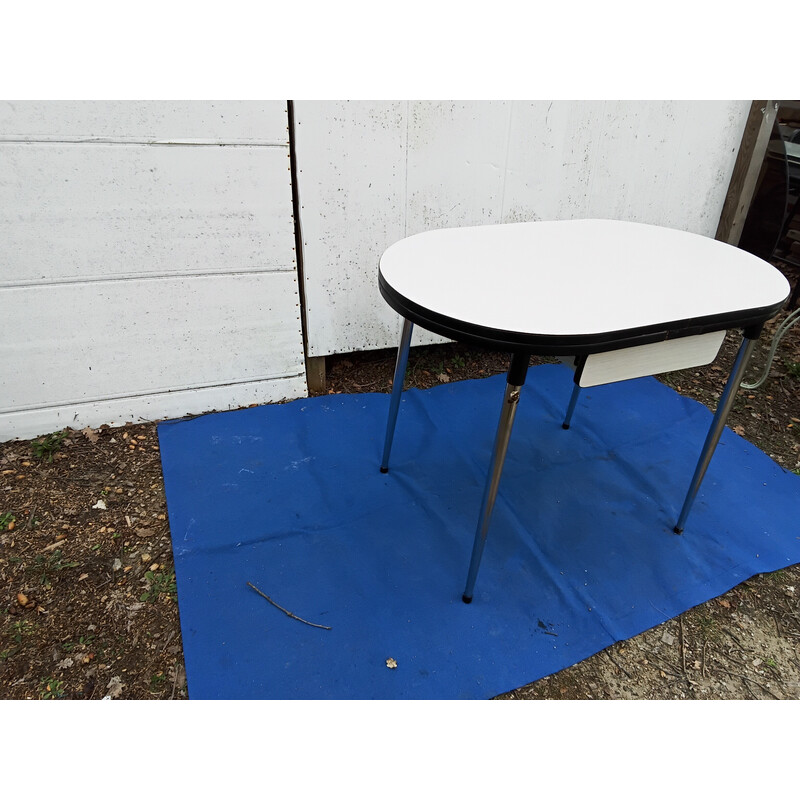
[2,302,800,700]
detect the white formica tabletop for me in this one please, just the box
[378,219,790,355]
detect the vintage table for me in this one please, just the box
[377,219,790,602]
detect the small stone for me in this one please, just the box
[785,586,795,597]
[661,631,675,646]
[385,658,398,669]
[92,499,107,511]
[112,558,122,571]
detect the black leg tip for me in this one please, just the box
[561,423,570,430]
[462,594,473,604]
[673,526,683,535]
[379,466,389,474]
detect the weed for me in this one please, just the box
[10,620,34,644]
[38,677,66,699]
[784,360,800,380]
[62,633,95,653]
[451,355,466,369]
[149,672,167,694]
[0,512,15,531]
[696,615,720,641]
[140,569,177,603]
[4,620,35,658]
[765,656,778,670]
[31,430,68,462]
[30,548,79,587]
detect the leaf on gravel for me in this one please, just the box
[386,657,398,669]
[732,425,746,436]
[105,676,124,699]
[436,373,450,383]
[92,499,107,510]
[135,528,156,537]
[58,657,74,669]
[112,558,122,572]
[81,427,100,443]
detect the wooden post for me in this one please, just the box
[716,100,778,246]
[305,356,326,394]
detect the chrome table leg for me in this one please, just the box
[463,352,529,603]
[380,318,414,473]
[674,333,758,533]
[562,381,582,430]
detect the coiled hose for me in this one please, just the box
[740,306,800,389]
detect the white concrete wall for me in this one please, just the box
[0,101,305,442]
[293,100,749,358]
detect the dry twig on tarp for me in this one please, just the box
[247,582,332,630]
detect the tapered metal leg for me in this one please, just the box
[674,335,758,533]
[463,353,530,603]
[562,381,582,429]
[380,318,414,473]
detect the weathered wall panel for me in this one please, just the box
[294,100,750,358]
[0,101,304,441]
[0,100,288,143]
[1,143,296,286]
[1,273,304,414]
[293,101,408,354]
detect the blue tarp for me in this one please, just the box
[158,365,800,699]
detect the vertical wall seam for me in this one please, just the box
[287,100,310,356]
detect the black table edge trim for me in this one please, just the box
[378,272,788,356]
